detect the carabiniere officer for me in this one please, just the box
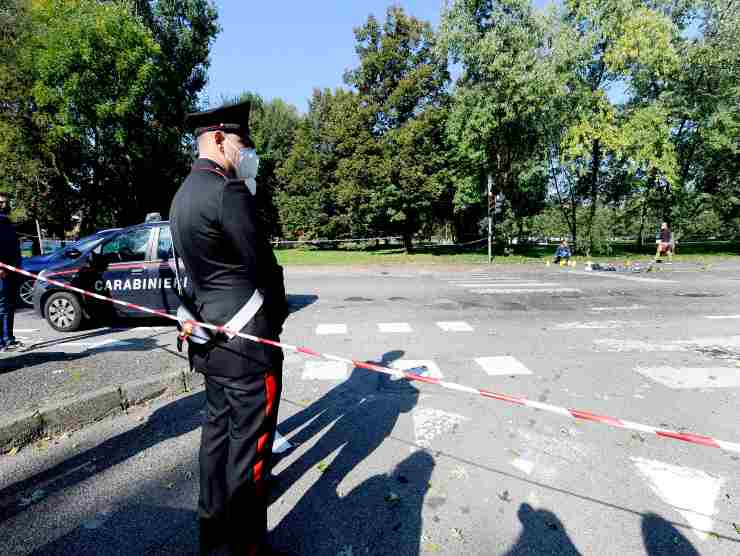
[169,100,289,556]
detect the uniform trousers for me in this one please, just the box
[198,368,282,556]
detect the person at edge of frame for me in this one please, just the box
[0,192,22,352]
[169,100,291,556]
[655,221,674,263]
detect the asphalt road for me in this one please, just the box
[1,261,739,555]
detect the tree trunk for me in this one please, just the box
[637,197,649,251]
[402,231,413,253]
[587,139,601,255]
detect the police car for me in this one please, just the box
[19,228,121,306]
[32,220,184,332]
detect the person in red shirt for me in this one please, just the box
[655,222,674,263]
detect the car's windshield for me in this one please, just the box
[48,233,110,258]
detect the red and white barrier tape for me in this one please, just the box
[4,261,740,455]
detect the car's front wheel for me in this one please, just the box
[44,292,83,332]
[18,279,35,307]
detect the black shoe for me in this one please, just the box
[199,517,228,556]
[5,340,22,351]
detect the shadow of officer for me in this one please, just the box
[503,503,582,555]
[642,513,701,556]
[269,350,418,504]
[271,450,435,555]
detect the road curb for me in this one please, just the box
[0,369,201,453]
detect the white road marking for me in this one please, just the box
[315,324,348,335]
[14,328,39,333]
[272,430,292,454]
[391,359,443,379]
[378,322,412,333]
[436,321,474,332]
[594,339,684,352]
[412,408,468,448]
[632,457,723,541]
[511,458,535,475]
[705,315,740,320]
[570,270,677,284]
[553,320,639,330]
[472,288,582,294]
[475,356,532,376]
[635,366,740,388]
[455,282,559,288]
[301,360,349,381]
[595,335,740,353]
[90,339,134,349]
[588,305,645,312]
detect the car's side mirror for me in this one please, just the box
[65,248,82,259]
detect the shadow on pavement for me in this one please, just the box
[642,512,700,556]
[272,450,434,556]
[269,350,413,503]
[502,503,582,555]
[287,293,319,314]
[0,334,168,375]
[27,504,197,556]
[269,350,431,554]
[0,390,205,524]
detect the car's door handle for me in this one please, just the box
[130,268,146,275]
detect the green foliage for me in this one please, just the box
[0,0,218,233]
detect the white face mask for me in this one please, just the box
[227,139,260,195]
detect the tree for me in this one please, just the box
[345,6,452,251]
[0,0,57,225]
[277,89,358,240]
[1,0,219,234]
[227,92,301,237]
[440,0,558,247]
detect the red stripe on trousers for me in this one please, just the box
[252,370,278,485]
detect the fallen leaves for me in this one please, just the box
[450,528,464,541]
[316,461,329,473]
[7,446,19,456]
[733,523,740,536]
[498,490,512,503]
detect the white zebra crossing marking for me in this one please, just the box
[301,360,349,380]
[635,366,740,389]
[436,321,474,332]
[472,288,582,294]
[588,305,645,312]
[570,270,677,284]
[632,457,723,541]
[378,322,412,333]
[705,315,740,320]
[595,335,740,353]
[315,324,348,335]
[475,356,532,376]
[455,282,559,288]
[511,458,535,475]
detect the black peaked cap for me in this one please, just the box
[185,100,251,139]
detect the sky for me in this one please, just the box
[203,1,445,112]
[203,0,550,112]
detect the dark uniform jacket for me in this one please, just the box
[169,158,288,378]
[0,214,21,275]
